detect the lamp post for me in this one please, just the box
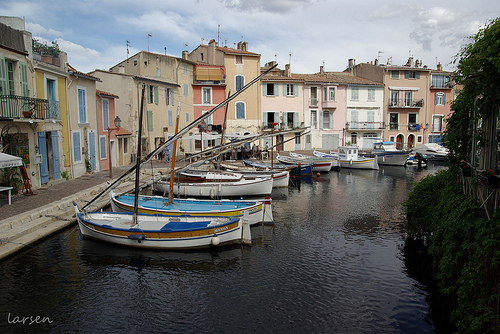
[107,116,121,179]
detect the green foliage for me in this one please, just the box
[404,169,500,333]
[85,159,91,173]
[32,39,60,57]
[0,167,22,195]
[61,170,69,181]
[444,17,500,163]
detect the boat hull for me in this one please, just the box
[110,192,273,225]
[339,157,379,170]
[375,152,409,166]
[154,176,273,197]
[76,210,249,250]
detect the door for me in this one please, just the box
[294,133,301,151]
[50,131,61,180]
[38,132,49,184]
[88,131,96,171]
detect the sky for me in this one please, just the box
[1,0,499,74]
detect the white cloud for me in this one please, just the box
[26,22,62,37]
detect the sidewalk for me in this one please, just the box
[0,160,169,262]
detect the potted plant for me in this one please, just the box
[459,160,472,177]
[478,169,498,188]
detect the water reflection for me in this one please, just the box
[0,163,448,333]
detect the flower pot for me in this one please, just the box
[23,111,33,118]
[461,168,472,177]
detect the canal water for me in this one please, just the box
[0,163,448,333]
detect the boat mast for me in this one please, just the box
[168,103,181,205]
[132,84,146,225]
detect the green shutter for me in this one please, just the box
[263,84,266,96]
[283,84,286,96]
[147,110,153,131]
[154,86,159,104]
[0,56,6,95]
[147,85,152,103]
[294,84,298,97]
[416,71,420,79]
[405,71,409,79]
[294,112,299,127]
[20,62,29,97]
[274,84,279,96]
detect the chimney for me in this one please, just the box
[237,42,242,50]
[406,57,414,67]
[437,62,443,71]
[285,64,291,77]
[374,59,379,66]
[241,41,248,51]
[208,39,217,64]
[348,58,355,69]
[320,65,324,74]
[182,50,189,60]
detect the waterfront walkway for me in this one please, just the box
[0,160,170,262]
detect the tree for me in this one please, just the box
[445,18,500,169]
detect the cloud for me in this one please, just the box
[26,22,63,37]
[218,0,320,13]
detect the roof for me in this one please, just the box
[67,64,101,81]
[196,44,260,57]
[133,75,180,87]
[96,90,119,99]
[115,127,132,136]
[261,69,383,86]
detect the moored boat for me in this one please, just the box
[277,154,332,172]
[289,151,340,171]
[411,143,449,161]
[333,146,379,170]
[370,141,409,166]
[242,159,313,177]
[110,191,273,225]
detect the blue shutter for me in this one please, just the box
[443,93,446,104]
[416,71,420,79]
[294,84,298,97]
[38,132,49,184]
[171,89,174,106]
[274,84,279,96]
[73,132,81,162]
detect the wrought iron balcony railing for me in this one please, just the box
[0,95,60,120]
[388,99,424,108]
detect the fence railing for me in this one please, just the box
[0,95,60,119]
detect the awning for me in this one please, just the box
[389,87,420,91]
[0,153,23,168]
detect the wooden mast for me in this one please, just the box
[168,103,181,205]
[132,84,146,226]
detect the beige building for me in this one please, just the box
[188,40,262,137]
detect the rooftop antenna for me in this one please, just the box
[217,24,220,45]
[274,54,277,62]
[378,51,383,62]
[184,43,188,50]
[289,52,292,66]
[147,32,152,52]
[126,40,130,59]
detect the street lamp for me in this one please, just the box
[107,116,121,179]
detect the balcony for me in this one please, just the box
[322,99,337,109]
[388,99,424,108]
[0,95,61,120]
[346,121,385,130]
[309,98,318,107]
[262,122,305,131]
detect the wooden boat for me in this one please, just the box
[242,159,313,177]
[74,86,251,249]
[110,191,273,225]
[73,205,250,249]
[369,141,409,166]
[315,146,379,170]
[278,154,332,172]
[153,172,273,197]
[196,164,290,188]
[289,151,340,171]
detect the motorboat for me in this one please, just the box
[411,143,449,161]
[332,146,379,170]
[370,141,409,166]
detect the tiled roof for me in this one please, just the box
[197,44,260,56]
[67,64,101,81]
[96,90,119,98]
[261,70,383,86]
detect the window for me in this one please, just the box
[367,110,375,129]
[351,133,357,145]
[286,84,295,96]
[429,134,443,144]
[351,110,358,129]
[404,91,413,107]
[166,88,174,106]
[390,91,399,106]
[73,131,82,162]
[389,113,399,130]
[405,71,420,79]
[236,75,244,91]
[183,64,188,74]
[409,113,417,125]
[236,102,245,119]
[264,83,277,96]
[99,136,107,159]
[329,87,335,101]
[235,55,243,64]
[295,133,301,145]
[432,75,450,88]
[322,111,333,129]
[102,99,109,131]
[147,85,158,104]
[202,110,213,124]
[202,87,212,104]
[310,110,317,129]
[186,113,189,122]
[77,88,87,123]
[367,88,375,101]
[435,92,446,106]
[391,70,400,79]
[123,138,128,154]
[351,87,359,100]
[432,115,444,132]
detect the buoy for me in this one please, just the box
[316,172,320,177]
[211,236,220,246]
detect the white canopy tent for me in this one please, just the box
[0,153,23,169]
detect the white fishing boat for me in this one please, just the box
[333,146,379,170]
[289,151,340,171]
[194,165,290,188]
[74,205,250,249]
[110,191,273,225]
[411,143,449,161]
[153,173,273,197]
[277,154,332,172]
[370,141,409,166]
